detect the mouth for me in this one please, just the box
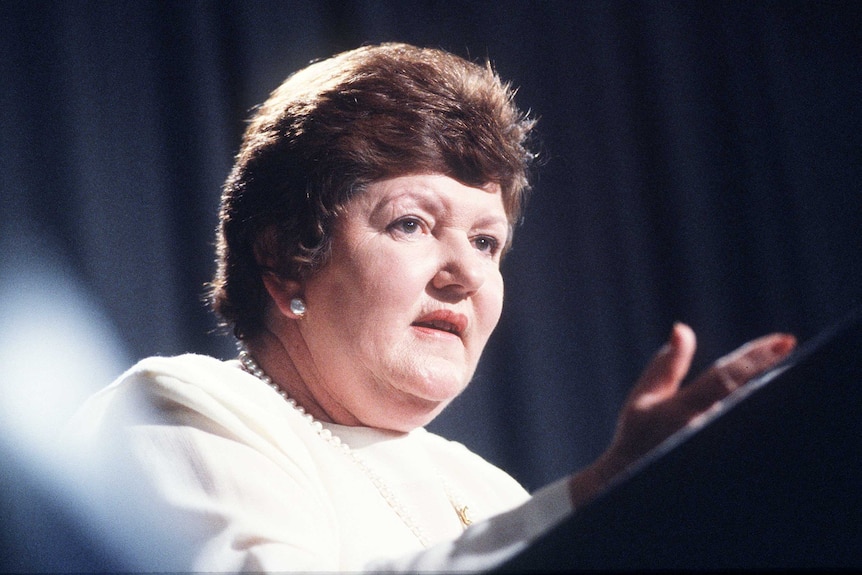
[411,310,468,339]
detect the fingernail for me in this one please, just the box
[771,334,797,355]
[669,321,691,347]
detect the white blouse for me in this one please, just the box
[69,353,573,572]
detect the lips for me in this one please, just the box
[411,309,468,338]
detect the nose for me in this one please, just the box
[431,236,486,297]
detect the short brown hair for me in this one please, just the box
[210,42,537,340]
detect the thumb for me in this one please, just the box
[631,322,697,409]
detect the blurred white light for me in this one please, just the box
[0,254,130,457]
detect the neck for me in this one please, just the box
[242,328,365,427]
[238,343,472,544]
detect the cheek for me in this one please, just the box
[477,271,505,336]
[312,247,428,330]
[358,251,428,304]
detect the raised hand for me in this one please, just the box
[568,323,796,507]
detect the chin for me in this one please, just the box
[409,361,472,399]
[367,391,455,432]
[361,365,470,430]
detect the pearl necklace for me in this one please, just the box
[237,349,472,548]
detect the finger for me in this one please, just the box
[631,323,697,409]
[680,332,796,411]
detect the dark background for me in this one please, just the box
[1,0,860,494]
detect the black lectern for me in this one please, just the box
[498,309,862,570]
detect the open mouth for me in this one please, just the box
[411,310,467,338]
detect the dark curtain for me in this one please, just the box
[2,0,860,493]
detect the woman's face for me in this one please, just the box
[294,173,507,431]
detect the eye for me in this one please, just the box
[472,235,500,256]
[388,216,426,238]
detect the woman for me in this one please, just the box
[71,43,795,571]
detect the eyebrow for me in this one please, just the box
[369,181,508,231]
[472,213,509,230]
[367,188,436,220]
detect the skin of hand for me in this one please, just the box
[568,322,797,508]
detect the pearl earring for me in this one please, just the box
[289,297,306,318]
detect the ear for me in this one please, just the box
[261,272,305,320]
